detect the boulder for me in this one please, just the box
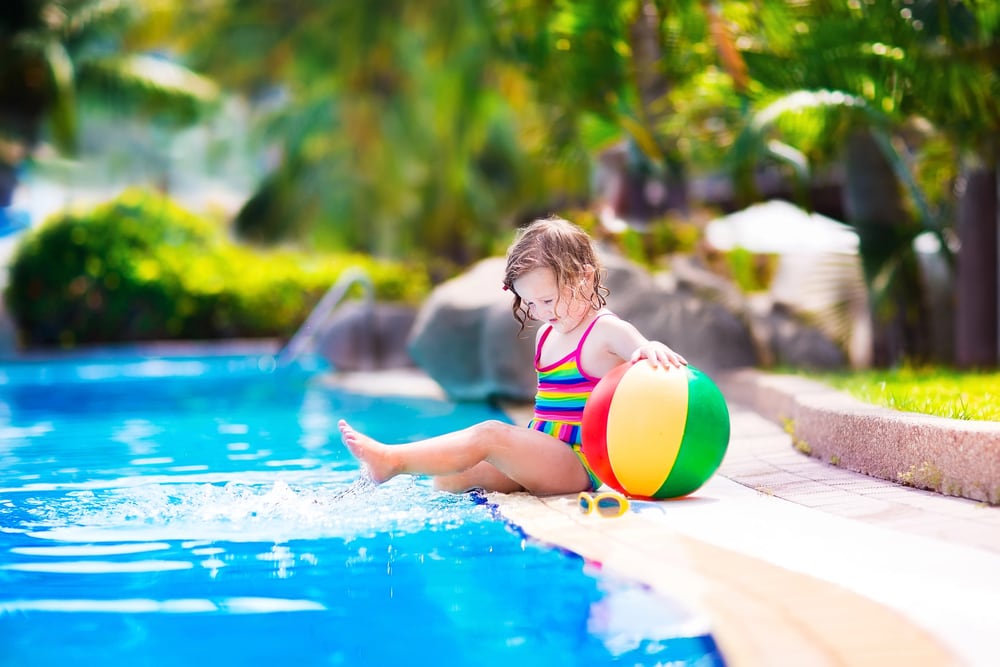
[748,302,848,370]
[314,301,418,371]
[599,253,758,372]
[407,252,781,402]
[407,258,536,401]
[405,250,852,401]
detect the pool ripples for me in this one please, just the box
[0,355,725,666]
[0,408,344,490]
[0,597,326,614]
[1,478,495,625]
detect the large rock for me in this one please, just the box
[406,250,851,401]
[407,258,536,401]
[748,302,847,370]
[663,255,847,370]
[314,302,418,371]
[599,252,758,372]
[408,252,773,402]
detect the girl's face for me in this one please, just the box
[513,267,593,334]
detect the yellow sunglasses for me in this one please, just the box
[578,491,630,518]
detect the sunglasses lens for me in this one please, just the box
[596,496,624,517]
[578,494,593,514]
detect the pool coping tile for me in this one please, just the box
[492,376,1000,666]
[490,492,960,667]
[341,368,999,665]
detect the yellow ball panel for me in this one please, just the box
[604,364,689,497]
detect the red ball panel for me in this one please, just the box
[581,361,631,494]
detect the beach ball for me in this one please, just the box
[582,362,730,499]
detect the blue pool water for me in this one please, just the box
[0,351,724,666]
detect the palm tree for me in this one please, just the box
[163,0,568,265]
[487,0,748,225]
[725,0,998,367]
[902,0,1000,368]
[0,0,218,217]
[166,0,749,262]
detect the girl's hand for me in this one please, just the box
[630,341,687,369]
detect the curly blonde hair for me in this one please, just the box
[502,216,609,332]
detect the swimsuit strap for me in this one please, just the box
[574,312,610,357]
[534,323,554,367]
[571,311,612,378]
[535,310,614,371]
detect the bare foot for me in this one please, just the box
[337,419,399,484]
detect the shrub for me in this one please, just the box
[4,189,430,347]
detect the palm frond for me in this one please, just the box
[65,0,135,35]
[728,88,874,198]
[98,54,218,102]
[78,54,219,124]
[867,127,940,235]
[44,40,77,153]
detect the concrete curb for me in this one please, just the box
[717,368,1000,505]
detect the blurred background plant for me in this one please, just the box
[1,0,997,368]
[4,188,428,346]
[0,0,220,207]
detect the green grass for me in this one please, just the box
[805,366,1000,422]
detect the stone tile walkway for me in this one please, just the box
[722,405,1000,555]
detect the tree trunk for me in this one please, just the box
[627,0,687,215]
[842,128,930,367]
[955,160,999,368]
[0,162,16,208]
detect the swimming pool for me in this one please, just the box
[0,349,724,666]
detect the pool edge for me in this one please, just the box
[490,492,959,667]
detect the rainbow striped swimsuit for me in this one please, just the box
[528,313,611,489]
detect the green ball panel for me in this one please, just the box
[653,367,731,498]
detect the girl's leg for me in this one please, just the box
[337,419,590,495]
[434,462,525,494]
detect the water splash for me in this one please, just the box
[327,469,378,501]
[15,472,480,545]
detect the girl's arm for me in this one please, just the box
[630,339,687,368]
[601,317,687,369]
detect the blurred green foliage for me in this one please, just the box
[568,209,701,269]
[154,1,749,261]
[723,247,778,294]
[3,1,998,364]
[622,220,702,267]
[3,189,429,347]
[0,1,219,161]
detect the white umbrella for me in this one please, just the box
[705,199,858,254]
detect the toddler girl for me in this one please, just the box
[338,216,686,495]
